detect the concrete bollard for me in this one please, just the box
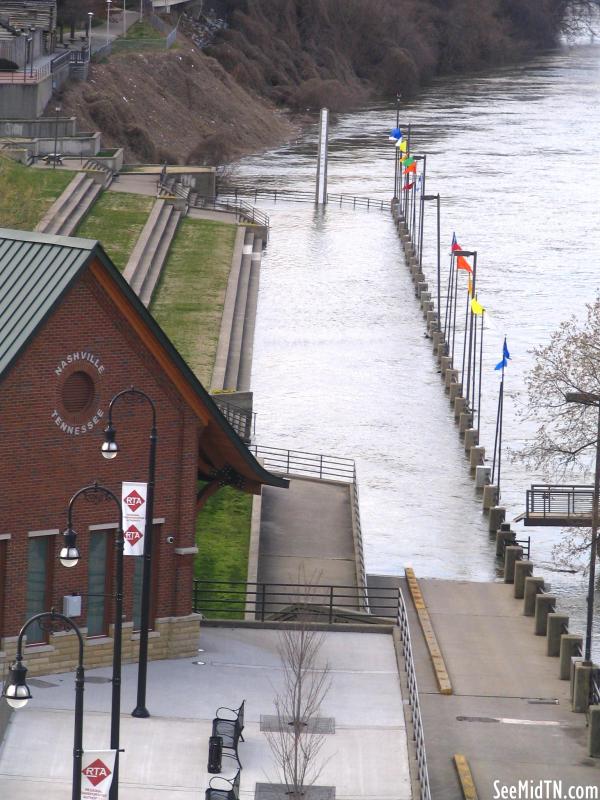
[546,613,569,656]
[440,356,453,375]
[458,411,472,434]
[559,634,584,679]
[423,300,434,316]
[482,483,498,508]
[449,383,463,403]
[470,447,485,471]
[464,428,478,451]
[431,329,442,347]
[489,506,506,532]
[445,369,459,390]
[417,281,428,297]
[503,545,523,583]
[514,560,533,599]
[588,706,600,757]
[534,594,556,635]
[454,395,466,420]
[496,528,515,557]
[420,290,431,306]
[572,663,592,713]
[427,311,438,331]
[523,577,545,616]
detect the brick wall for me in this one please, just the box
[0,270,200,645]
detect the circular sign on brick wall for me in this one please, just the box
[51,350,107,436]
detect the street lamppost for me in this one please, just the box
[60,482,124,800]
[102,387,157,719]
[53,105,61,169]
[123,0,127,38]
[88,12,94,48]
[565,391,600,664]
[106,0,112,47]
[422,193,441,331]
[2,611,85,800]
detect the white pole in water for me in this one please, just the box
[315,107,329,206]
[123,0,127,37]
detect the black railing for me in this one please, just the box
[525,484,594,524]
[590,668,600,706]
[191,195,270,228]
[50,50,71,71]
[498,535,531,561]
[247,444,355,482]
[213,397,255,443]
[192,580,393,621]
[217,186,387,211]
[70,48,90,65]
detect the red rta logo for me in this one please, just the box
[82,759,111,786]
[124,490,144,512]
[124,524,143,545]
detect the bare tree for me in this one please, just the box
[515,295,600,568]
[265,624,332,798]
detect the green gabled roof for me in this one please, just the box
[0,229,99,377]
[0,227,287,490]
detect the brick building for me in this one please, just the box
[0,228,286,676]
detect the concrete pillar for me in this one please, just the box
[470,447,485,471]
[559,634,583,680]
[464,428,478,451]
[440,356,453,375]
[454,395,466,419]
[523,577,545,616]
[572,663,592,713]
[426,310,438,330]
[588,705,600,757]
[534,594,556,635]
[496,528,514,557]
[423,300,434,315]
[482,483,498,509]
[445,369,459,390]
[417,281,428,297]
[449,383,463,403]
[458,411,472,434]
[514,560,533,599]
[503,545,523,583]
[489,506,506,532]
[546,613,569,656]
[431,329,443,348]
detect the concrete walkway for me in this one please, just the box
[369,575,600,798]
[258,477,358,591]
[0,627,411,799]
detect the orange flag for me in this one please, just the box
[456,255,472,274]
[404,162,417,175]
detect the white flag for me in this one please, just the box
[81,749,116,799]
[121,481,147,556]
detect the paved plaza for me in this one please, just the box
[0,627,412,799]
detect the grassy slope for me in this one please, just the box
[150,217,236,385]
[151,217,249,617]
[0,157,74,230]
[76,191,154,271]
[194,487,253,619]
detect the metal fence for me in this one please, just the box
[191,195,270,228]
[217,186,387,211]
[213,397,255,442]
[397,587,432,800]
[192,580,393,621]
[591,668,600,706]
[50,51,71,72]
[0,61,50,83]
[525,484,594,524]
[498,534,531,561]
[247,444,355,482]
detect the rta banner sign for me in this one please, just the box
[81,750,116,798]
[121,481,148,556]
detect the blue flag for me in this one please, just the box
[495,338,511,371]
[389,127,402,142]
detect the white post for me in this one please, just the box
[140,0,143,21]
[315,107,329,206]
[123,0,127,37]
[88,12,93,45]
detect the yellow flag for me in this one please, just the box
[467,277,473,296]
[470,297,485,315]
[399,139,408,153]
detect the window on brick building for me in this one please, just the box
[87,531,112,638]
[0,539,7,640]
[25,536,54,645]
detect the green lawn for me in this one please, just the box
[150,217,236,385]
[76,192,154,271]
[122,20,163,39]
[194,487,253,619]
[0,156,74,231]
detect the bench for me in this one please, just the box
[43,153,63,166]
[211,700,245,768]
[205,769,240,799]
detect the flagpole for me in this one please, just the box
[477,310,484,435]
[461,283,469,386]
[492,377,502,484]
[404,123,411,219]
[418,155,427,268]
[465,252,477,407]
[471,295,478,413]
[443,249,453,344]
[451,257,459,360]
[393,93,401,200]
[497,359,505,498]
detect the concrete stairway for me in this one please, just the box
[123,199,181,308]
[36,172,103,236]
[237,233,263,392]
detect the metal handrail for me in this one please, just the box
[192,580,393,622]
[247,443,355,481]
[590,668,600,706]
[498,534,531,561]
[217,186,387,211]
[526,485,594,517]
[213,397,255,442]
[191,194,270,228]
[50,51,70,71]
[397,587,432,800]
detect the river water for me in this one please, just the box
[231,43,600,653]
